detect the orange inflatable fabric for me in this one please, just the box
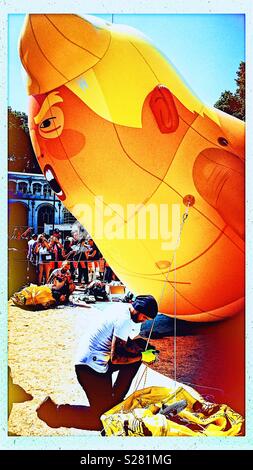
[19,14,245,321]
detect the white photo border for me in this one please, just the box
[0,0,252,451]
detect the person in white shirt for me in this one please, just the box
[35,235,52,285]
[27,234,38,264]
[37,295,158,430]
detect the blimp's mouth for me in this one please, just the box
[44,164,66,201]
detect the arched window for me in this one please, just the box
[43,184,52,197]
[33,183,42,195]
[8,180,16,194]
[17,181,28,194]
[37,205,54,232]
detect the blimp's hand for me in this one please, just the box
[193,148,244,239]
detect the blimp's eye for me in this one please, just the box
[38,106,64,139]
[218,137,229,146]
[40,118,55,129]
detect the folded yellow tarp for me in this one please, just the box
[12,284,56,309]
[101,385,243,436]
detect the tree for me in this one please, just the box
[8,107,42,174]
[235,61,245,120]
[214,61,245,121]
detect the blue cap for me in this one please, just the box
[132,295,158,319]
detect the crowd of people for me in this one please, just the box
[26,228,116,287]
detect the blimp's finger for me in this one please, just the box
[193,148,244,239]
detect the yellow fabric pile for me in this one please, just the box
[101,385,243,437]
[12,284,56,309]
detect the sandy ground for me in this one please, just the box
[8,300,244,436]
[8,301,101,436]
[8,301,177,437]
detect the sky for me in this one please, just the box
[8,13,245,113]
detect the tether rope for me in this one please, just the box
[132,203,191,394]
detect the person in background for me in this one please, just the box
[36,295,159,430]
[48,260,75,303]
[87,239,101,281]
[87,239,101,261]
[75,238,89,285]
[52,228,62,244]
[35,235,52,285]
[62,238,76,280]
[27,233,38,265]
[49,235,63,270]
[98,257,105,280]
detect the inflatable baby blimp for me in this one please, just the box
[19,14,244,321]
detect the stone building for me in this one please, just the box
[8,171,76,237]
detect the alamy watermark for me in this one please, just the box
[72,196,184,251]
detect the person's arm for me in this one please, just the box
[44,240,51,250]
[88,249,97,259]
[35,243,40,254]
[56,240,63,250]
[62,249,74,259]
[110,336,142,364]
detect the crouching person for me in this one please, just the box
[36,295,158,430]
[48,260,75,304]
